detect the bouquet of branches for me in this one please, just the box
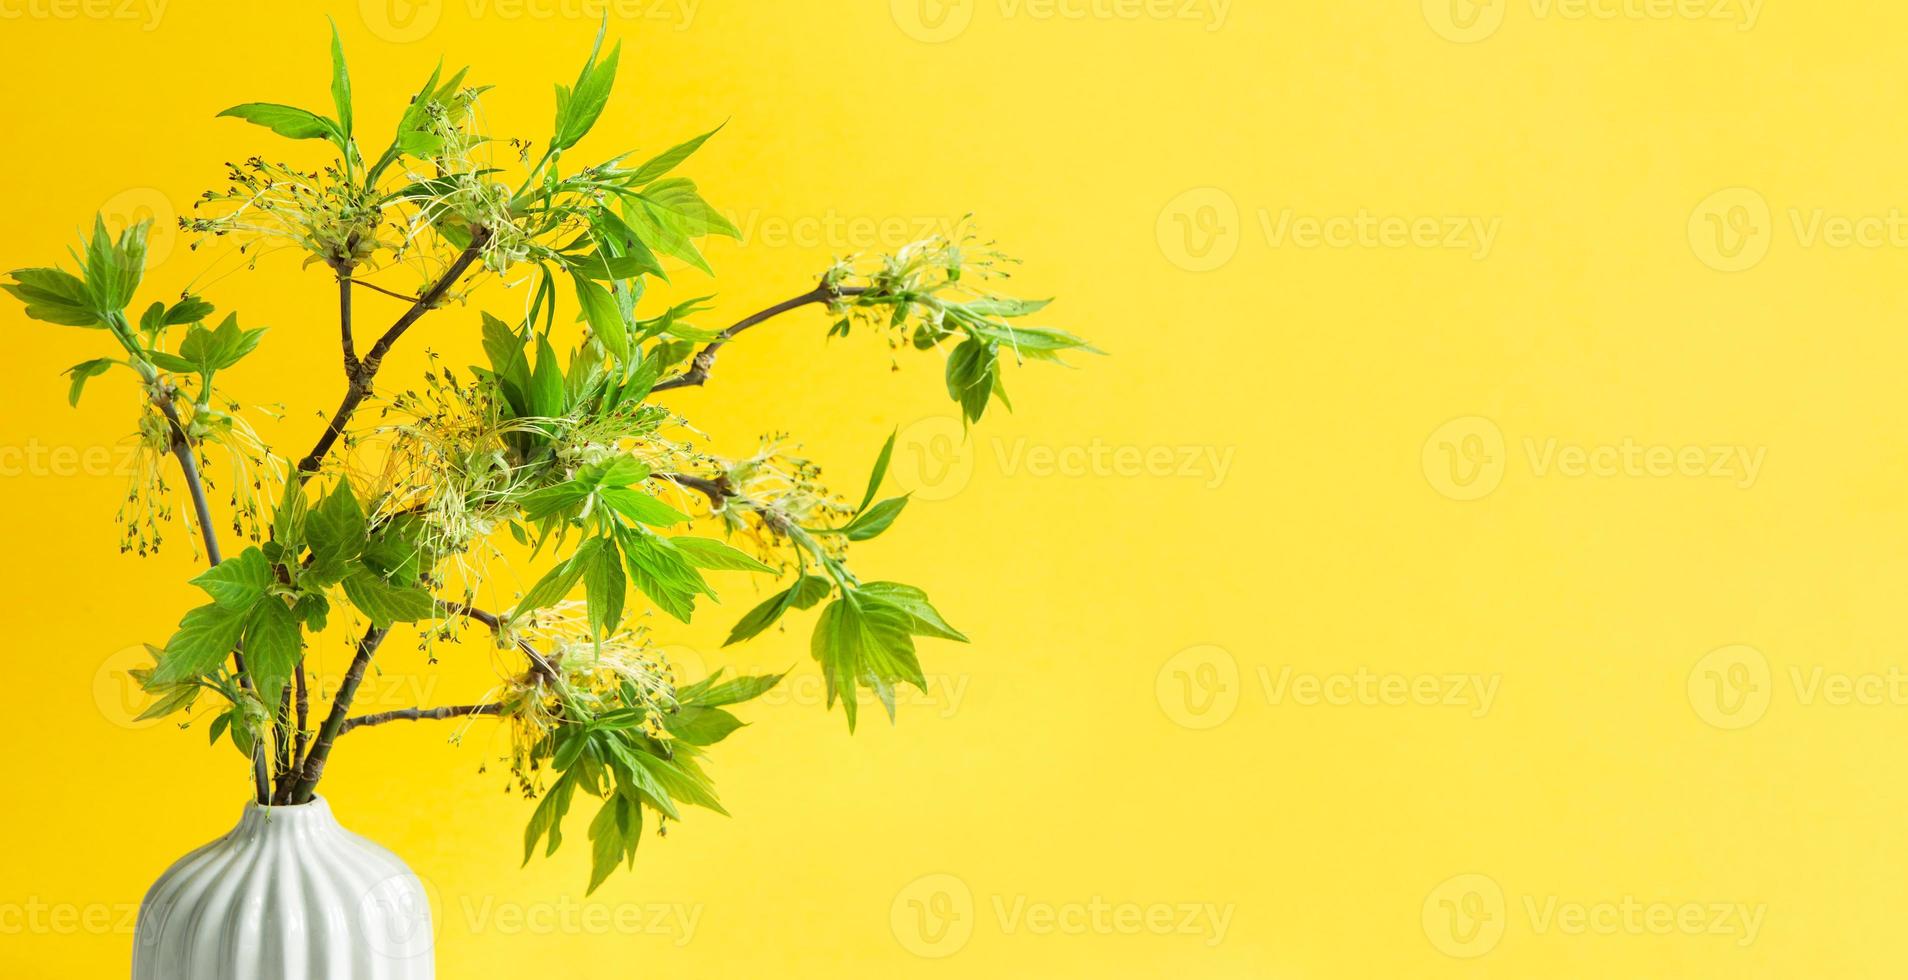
[4,23,1093,892]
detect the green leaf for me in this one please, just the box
[725,575,831,646]
[341,565,434,628]
[514,538,602,617]
[626,747,726,815]
[306,480,366,562]
[523,770,577,865]
[553,25,620,152]
[82,216,146,314]
[598,486,688,527]
[164,295,215,325]
[679,670,785,708]
[583,536,627,635]
[622,125,723,185]
[664,705,743,745]
[840,496,909,541]
[135,682,200,723]
[858,430,897,513]
[519,481,593,523]
[625,177,740,241]
[64,358,115,407]
[2,268,100,326]
[528,334,567,418]
[153,603,247,684]
[217,103,341,142]
[328,19,353,139]
[243,599,302,707]
[620,530,710,622]
[190,546,273,609]
[812,591,924,731]
[857,582,967,642]
[572,272,629,361]
[946,337,996,423]
[586,796,631,895]
[668,537,772,573]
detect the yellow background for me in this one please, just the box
[0,0,1897,975]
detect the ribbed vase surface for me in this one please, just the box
[132,797,433,979]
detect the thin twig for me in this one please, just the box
[340,703,501,734]
[297,229,492,476]
[436,600,562,680]
[650,284,865,392]
[286,626,387,804]
[342,277,424,304]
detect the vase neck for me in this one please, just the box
[232,796,342,839]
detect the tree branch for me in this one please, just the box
[297,228,492,476]
[437,600,562,680]
[650,284,865,392]
[652,471,732,509]
[340,703,501,735]
[148,380,272,805]
[285,626,387,804]
[336,274,358,377]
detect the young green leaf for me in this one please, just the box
[64,359,116,406]
[3,268,100,327]
[328,19,353,139]
[217,103,341,142]
[840,496,909,541]
[190,546,273,609]
[857,430,897,513]
[242,599,303,707]
[572,272,629,361]
[667,537,773,574]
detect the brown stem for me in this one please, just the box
[336,274,358,377]
[436,601,561,680]
[652,471,732,509]
[148,381,272,805]
[287,626,387,804]
[297,229,492,477]
[340,703,501,735]
[650,284,865,392]
[342,277,423,304]
[292,666,309,771]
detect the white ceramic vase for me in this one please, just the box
[131,797,434,979]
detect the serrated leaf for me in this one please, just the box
[572,272,629,361]
[340,565,434,628]
[243,599,302,707]
[812,592,923,731]
[153,603,247,684]
[664,705,743,745]
[598,486,688,527]
[64,358,115,406]
[190,547,273,609]
[328,19,353,138]
[858,430,897,513]
[583,536,627,636]
[857,582,967,642]
[4,267,100,326]
[668,537,772,573]
[841,496,909,541]
[680,671,785,708]
[217,103,340,142]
